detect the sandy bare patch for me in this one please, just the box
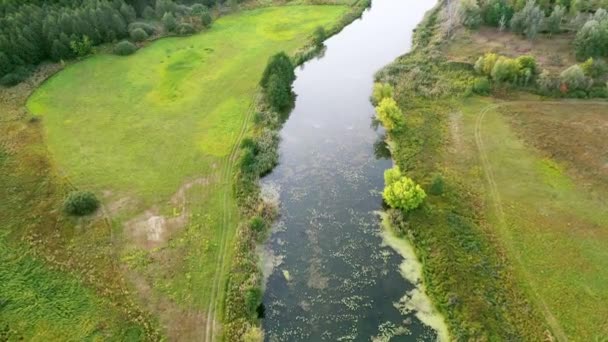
[124,177,210,249]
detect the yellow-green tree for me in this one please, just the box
[382,166,426,212]
[372,82,394,104]
[375,97,404,131]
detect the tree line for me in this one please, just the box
[0,0,231,86]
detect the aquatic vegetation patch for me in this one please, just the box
[380,213,450,341]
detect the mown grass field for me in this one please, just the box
[456,99,608,341]
[27,5,346,205]
[4,5,347,340]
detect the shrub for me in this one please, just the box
[429,174,445,196]
[0,67,29,87]
[560,64,591,90]
[113,41,138,56]
[177,23,195,35]
[190,4,207,14]
[580,57,607,78]
[143,6,155,19]
[128,22,156,35]
[130,28,148,42]
[472,77,491,94]
[250,216,266,233]
[573,18,608,60]
[474,53,499,76]
[375,97,405,131]
[242,326,264,342]
[260,53,295,89]
[162,12,177,32]
[491,57,520,83]
[382,167,426,212]
[69,35,92,57]
[510,0,544,39]
[265,74,292,112]
[372,82,394,104]
[546,4,565,34]
[200,10,213,28]
[458,0,483,28]
[482,0,514,26]
[588,86,608,97]
[312,26,327,47]
[516,55,537,85]
[63,191,99,216]
[537,69,558,93]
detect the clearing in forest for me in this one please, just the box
[24,5,346,339]
[453,98,608,341]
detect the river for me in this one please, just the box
[260,1,443,340]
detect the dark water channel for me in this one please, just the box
[261,1,442,340]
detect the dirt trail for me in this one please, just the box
[474,102,569,342]
[203,94,259,342]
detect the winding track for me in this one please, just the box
[471,100,608,341]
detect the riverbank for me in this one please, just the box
[1,3,352,341]
[260,0,446,340]
[376,1,608,340]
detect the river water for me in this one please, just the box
[261,1,441,340]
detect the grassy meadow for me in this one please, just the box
[27,6,346,204]
[459,99,608,340]
[1,5,348,340]
[379,3,608,340]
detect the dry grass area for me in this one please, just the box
[502,101,608,196]
[446,27,578,71]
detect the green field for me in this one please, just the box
[457,98,608,341]
[19,5,347,339]
[27,5,346,204]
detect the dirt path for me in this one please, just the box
[474,102,569,342]
[203,94,259,342]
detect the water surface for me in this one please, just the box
[261,1,440,340]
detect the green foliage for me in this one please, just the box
[200,10,213,28]
[580,57,607,78]
[0,0,136,79]
[63,191,99,216]
[481,0,514,27]
[537,69,559,93]
[372,82,394,105]
[510,0,544,39]
[265,74,292,112]
[375,97,405,131]
[260,52,295,89]
[458,0,483,28]
[177,23,195,35]
[429,174,445,195]
[113,40,138,56]
[560,64,592,90]
[474,52,499,76]
[472,77,491,94]
[476,53,537,85]
[242,326,264,342]
[69,36,93,57]
[574,13,608,60]
[261,52,295,112]
[546,4,565,34]
[491,57,520,83]
[162,11,177,32]
[382,167,426,212]
[313,25,327,46]
[129,28,148,42]
[249,216,266,233]
[0,67,30,87]
[128,22,156,35]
